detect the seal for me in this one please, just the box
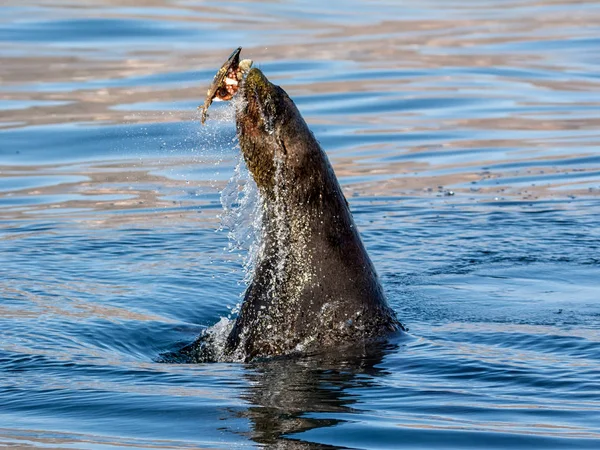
[220,67,403,361]
[164,54,403,364]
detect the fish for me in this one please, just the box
[199,47,253,124]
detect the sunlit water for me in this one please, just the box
[1,0,599,448]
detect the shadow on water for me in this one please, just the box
[237,343,397,449]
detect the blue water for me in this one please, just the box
[1,0,600,448]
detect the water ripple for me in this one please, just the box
[1,0,599,448]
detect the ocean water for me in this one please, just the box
[1,0,600,448]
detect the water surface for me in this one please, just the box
[1,0,599,448]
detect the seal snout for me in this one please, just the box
[241,68,281,133]
[243,68,271,102]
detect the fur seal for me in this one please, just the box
[167,55,403,364]
[222,67,402,361]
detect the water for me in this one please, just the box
[1,0,599,447]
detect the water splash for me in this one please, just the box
[218,153,263,287]
[271,153,292,295]
[163,149,263,363]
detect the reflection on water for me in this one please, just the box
[241,344,395,449]
[1,0,599,448]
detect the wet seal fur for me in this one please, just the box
[169,68,403,363]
